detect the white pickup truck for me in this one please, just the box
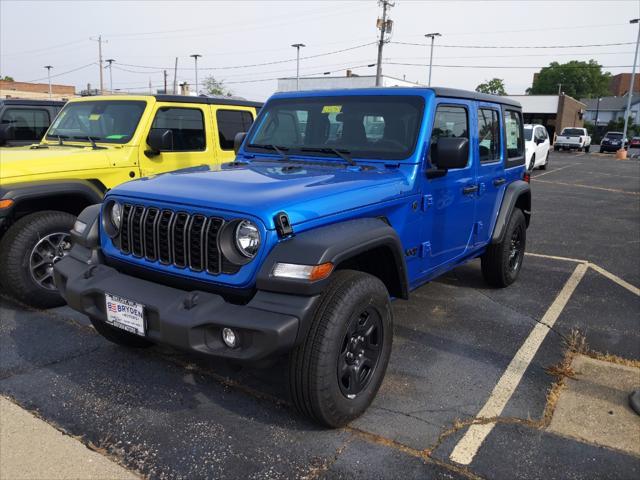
[554,127,591,152]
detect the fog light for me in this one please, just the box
[222,327,239,348]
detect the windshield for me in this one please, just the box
[605,133,623,140]
[46,100,146,144]
[561,128,584,136]
[524,127,533,141]
[246,96,424,160]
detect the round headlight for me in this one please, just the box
[234,220,260,258]
[110,201,122,231]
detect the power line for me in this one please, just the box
[0,39,86,57]
[386,62,634,69]
[390,41,636,49]
[401,22,630,38]
[25,62,96,83]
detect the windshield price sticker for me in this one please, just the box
[322,105,342,113]
[89,113,101,121]
[506,118,519,149]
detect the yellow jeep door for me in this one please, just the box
[211,106,256,164]
[139,102,214,176]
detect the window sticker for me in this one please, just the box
[322,105,342,114]
[105,134,127,139]
[505,117,518,149]
[89,113,101,121]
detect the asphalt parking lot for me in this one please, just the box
[1,150,639,479]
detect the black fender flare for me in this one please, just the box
[256,218,409,299]
[0,179,104,218]
[491,180,531,244]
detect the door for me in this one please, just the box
[212,107,255,164]
[0,106,50,145]
[475,104,506,246]
[421,101,477,273]
[139,103,213,177]
[535,126,549,164]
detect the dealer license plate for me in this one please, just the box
[105,293,146,336]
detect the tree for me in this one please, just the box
[475,78,506,95]
[527,60,610,98]
[1,75,14,81]
[203,75,232,97]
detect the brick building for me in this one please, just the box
[609,73,640,96]
[504,93,586,141]
[0,80,76,100]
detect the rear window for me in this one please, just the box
[562,128,584,136]
[504,110,524,160]
[605,133,623,139]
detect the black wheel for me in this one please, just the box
[585,145,590,153]
[528,154,536,171]
[90,317,154,348]
[554,146,560,152]
[539,152,548,170]
[288,270,393,428]
[0,211,75,308]
[481,209,526,288]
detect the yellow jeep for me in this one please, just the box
[0,94,260,307]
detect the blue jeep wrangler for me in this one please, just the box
[55,87,530,427]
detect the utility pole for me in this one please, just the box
[375,0,394,87]
[90,35,106,94]
[622,18,640,149]
[291,43,305,91]
[557,83,562,95]
[594,97,602,143]
[425,33,441,86]
[173,57,178,94]
[163,70,168,94]
[44,65,53,99]
[190,54,202,95]
[105,59,115,93]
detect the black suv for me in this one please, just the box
[0,99,65,146]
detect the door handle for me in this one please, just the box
[493,178,506,186]
[463,185,479,195]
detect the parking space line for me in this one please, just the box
[449,263,589,465]
[526,253,640,297]
[533,179,639,196]
[532,164,579,178]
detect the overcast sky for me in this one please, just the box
[1,0,639,101]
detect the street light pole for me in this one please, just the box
[622,18,640,148]
[190,54,202,95]
[291,44,305,91]
[44,65,53,99]
[425,33,441,86]
[105,59,115,94]
[594,97,601,143]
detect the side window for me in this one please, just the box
[151,107,205,151]
[504,110,524,160]
[1,108,50,140]
[216,109,254,150]
[430,105,469,162]
[478,108,501,163]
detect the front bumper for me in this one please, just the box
[54,247,320,363]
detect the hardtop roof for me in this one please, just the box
[0,99,66,107]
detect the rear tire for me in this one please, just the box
[481,209,526,288]
[288,270,393,428]
[90,317,154,348]
[0,211,75,308]
[585,145,590,153]
[539,152,548,170]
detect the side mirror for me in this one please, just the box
[432,137,469,169]
[233,132,247,154]
[146,128,173,156]
[0,124,16,145]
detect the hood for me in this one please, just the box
[110,161,414,229]
[0,144,113,180]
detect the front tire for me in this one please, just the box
[481,209,526,288]
[585,145,590,153]
[528,154,536,171]
[0,211,75,308]
[288,270,393,428]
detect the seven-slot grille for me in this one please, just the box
[117,204,226,275]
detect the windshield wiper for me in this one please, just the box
[301,147,357,167]
[247,143,290,161]
[72,135,107,150]
[44,135,83,148]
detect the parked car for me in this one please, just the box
[599,131,628,153]
[554,127,591,152]
[524,123,550,170]
[0,99,65,146]
[628,136,640,148]
[55,87,531,427]
[0,94,261,308]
